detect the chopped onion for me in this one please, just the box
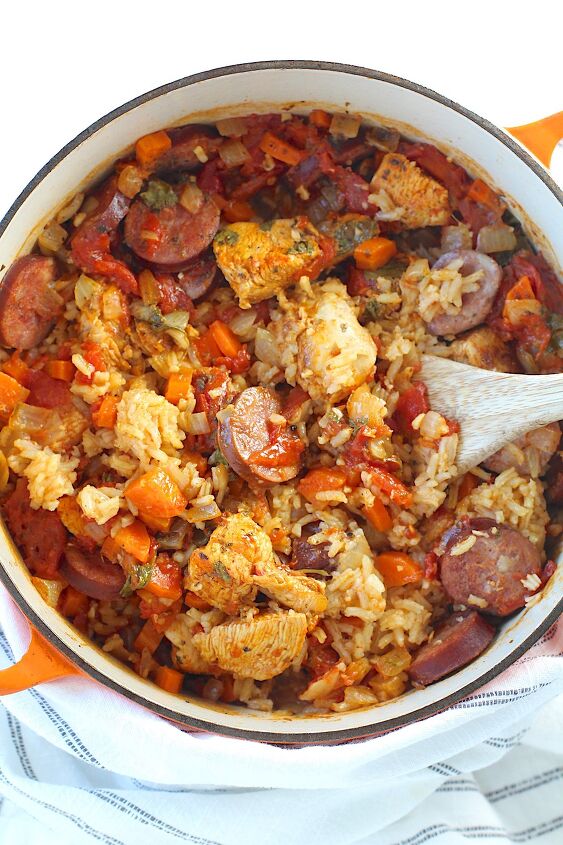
[31,577,65,608]
[329,113,361,139]
[138,269,160,305]
[476,223,517,254]
[9,403,51,440]
[38,222,68,255]
[163,310,191,332]
[365,125,400,152]
[219,139,250,168]
[441,224,472,252]
[504,299,542,327]
[117,164,144,199]
[103,287,126,322]
[158,518,189,550]
[74,274,102,309]
[55,192,85,224]
[229,308,257,336]
[84,522,109,544]
[183,500,221,523]
[216,117,247,137]
[179,182,204,214]
[254,327,279,365]
[186,412,211,435]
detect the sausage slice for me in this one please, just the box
[124,192,220,270]
[177,251,218,300]
[154,126,221,174]
[218,386,302,486]
[409,610,495,686]
[439,517,541,616]
[427,250,502,336]
[0,255,62,349]
[60,544,125,601]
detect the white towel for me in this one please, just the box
[0,585,561,844]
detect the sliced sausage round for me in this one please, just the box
[124,193,220,270]
[483,422,561,477]
[409,610,495,686]
[154,126,222,174]
[218,387,302,486]
[439,517,541,616]
[61,544,125,601]
[0,255,62,349]
[176,250,218,300]
[427,250,502,336]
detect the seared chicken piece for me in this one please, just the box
[185,513,270,614]
[165,614,217,674]
[371,153,451,229]
[449,326,517,373]
[272,279,377,402]
[193,610,308,680]
[213,218,322,308]
[253,570,328,615]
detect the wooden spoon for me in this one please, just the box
[418,355,563,475]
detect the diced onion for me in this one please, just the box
[9,404,51,439]
[138,269,161,305]
[476,223,517,254]
[186,412,211,435]
[441,224,472,252]
[102,287,125,322]
[183,500,221,523]
[216,117,247,137]
[229,308,257,336]
[75,273,102,309]
[254,327,279,365]
[158,519,189,549]
[31,577,65,608]
[329,113,361,139]
[162,311,190,332]
[55,192,85,224]
[218,139,250,168]
[117,164,144,199]
[38,222,68,255]
[179,182,204,214]
[365,125,400,152]
[503,299,542,327]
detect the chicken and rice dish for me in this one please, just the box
[0,109,561,713]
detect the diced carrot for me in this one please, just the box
[375,551,423,587]
[223,199,254,223]
[165,369,193,405]
[458,472,480,500]
[184,591,212,611]
[259,131,303,166]
[137,511,173,533]
[506,275,536,301]
[194,329,222,366]
[59,585,89,617]
[154,665,184,694]
[309,109,332,130]
[114,519,151,563]
[125,468,187,518]
[91,395,118,429]
[467,178,504,212]
[2,352,29,385]
[298,466,347,506]
[134,619,163,655]
[0,372,30,422]
[45,360,76,382]
[354,237,397,271]
[208,320,242,358]
[368,466,412,507]
[183,449,208,476]
[364,497,393,532]
[101,535,121,562]
[135,130,172,168]
[145,556,183,600]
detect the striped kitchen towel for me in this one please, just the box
[0,585,561,845]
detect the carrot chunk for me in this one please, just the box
[165,369,193,405]
[154,665,184,693]
[208,320,242,358]
[0,372,30,422]
[45,360,76,382]
[135,130,172,168]
[259,131,303,166]
[114,519,151,563]
[91,395,118,428]
[134,619,163,654]
[298,467,347,507]
[354,237,397,271]
[364,497,393,532]
[125,468,187,518]
[375,551,423,587]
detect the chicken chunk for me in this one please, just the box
[193,610,308,680]
[165,613,217,674]
[449,327,517,372]
[272,279,377,402]
[483,422,561,478]
[185,513,271,614]
[371,153,451,229]
[213,218,322,308]
[253,570,328,615]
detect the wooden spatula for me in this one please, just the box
[418,355,563,475]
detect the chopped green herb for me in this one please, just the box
[215,228,239,246]
[547,313,563,352]
[141,179,178,211]
[259,220,274,231]
[213,560,232,582]
[363,298,381,320]
[350,415,368,434]
[130,301,190,333]
[209,448,228,467]
[374,258,407,281]
[331,218,377,256]
[288,239,314,255]
[120,562,154,598]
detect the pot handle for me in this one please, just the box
[0,626,80,695]
[507,111,563,167]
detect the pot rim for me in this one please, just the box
[0,60,561,744]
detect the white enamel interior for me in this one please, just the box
[0,65,561,739]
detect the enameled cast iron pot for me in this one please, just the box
[0,61,561,744]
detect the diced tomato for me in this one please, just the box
[249,424,304,469]
[74,341,105,385]
[423,551,439,581]
[145,555,183,601]
[3,479,66,577]
[332,166,373,215]
[302,235,338,282]
[347,267,371,296]
[393,383,430,434]
[155,273,194,316]
[368,466,412,507]
[27,369,71,408]
[71,224,138,295]
[306,636,340,679]
[197,159,224,196]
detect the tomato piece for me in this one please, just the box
[3,479,66,577]
[27,369,71,408]
[145,555,183,600]
[393,383,430,434]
